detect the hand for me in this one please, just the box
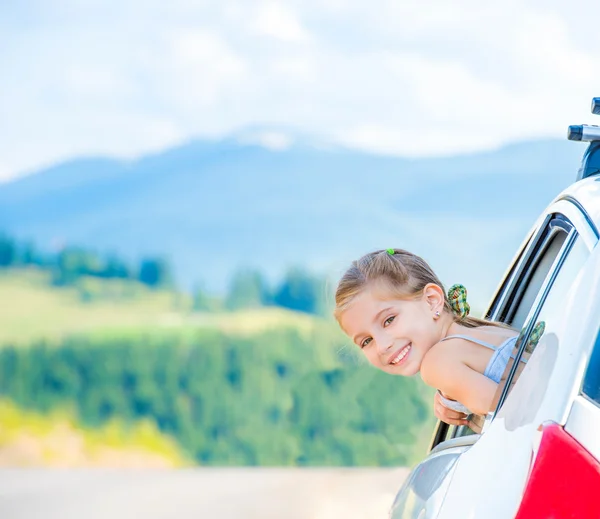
[434,391,470,427]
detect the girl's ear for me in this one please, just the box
[422,283,445,313]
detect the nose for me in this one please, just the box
[375,332,393,356]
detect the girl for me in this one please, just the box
[334,248,519,425]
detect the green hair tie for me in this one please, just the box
[447,284,470,319]
[386,248,395,255]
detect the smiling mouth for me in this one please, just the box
[389,344,412,365]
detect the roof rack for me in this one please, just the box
[568,98,600,181]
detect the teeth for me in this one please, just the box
[391,344,411,365]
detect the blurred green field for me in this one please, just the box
[0,267,434,467]
[0,268,327,346]
[0,398,190,467]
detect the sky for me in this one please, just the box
[1,0,599,182]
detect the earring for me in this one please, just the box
[434,311,440,319]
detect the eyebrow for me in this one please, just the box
[352,306,393,345]
[373,306,393,323]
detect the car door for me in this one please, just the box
[391,194,598,519]
[513,315,600,518]
[436,195,598,519]
[431,197,597,447]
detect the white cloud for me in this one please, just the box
[160,29,248,107]
[252,2,311,42]
[0,0,599,181]
[237,130,293,150]
[337,123,500,157]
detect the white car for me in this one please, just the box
[390,97,600,519]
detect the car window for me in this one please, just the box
[447,218,576,440]
[486,216,569,331]
[493,231,589,412]
[485,231,535,320]
[438,213,591,445]
[509,231,567,330]
[505,218,572,327]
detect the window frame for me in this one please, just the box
[487,217,572,327]
[484,215,550,325]
[487,198,598,326]
[493,227,578,413]
[431,199,597,450]
[491,197,598,415]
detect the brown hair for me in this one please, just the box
[334,248,503,329]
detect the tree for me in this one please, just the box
[52,247,104,286]
[138,257,171,288]
[192,284,221,312]
[273,268,327,315]
[17,241,38,266]
[103,255,131,279]
[225,269,271,310]
[0,233,16,267]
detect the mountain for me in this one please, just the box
[0,130,586,308]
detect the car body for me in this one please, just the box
[390,98,600,519]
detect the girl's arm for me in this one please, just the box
[420,346,498,415]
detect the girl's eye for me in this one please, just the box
[383,316,395,327]
[361,337,372,349]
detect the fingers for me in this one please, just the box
[435,412,468,426]
[433,392,470,426]
[437,414,470,427]
[434,403,470,427]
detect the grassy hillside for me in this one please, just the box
[0,398,190,467]
[0,269,436,467]
[0,268,325,346]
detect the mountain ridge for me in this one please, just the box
[0,132,585,307]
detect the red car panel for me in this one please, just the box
[515,422,600,519]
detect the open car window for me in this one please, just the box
[458,217,577,434]
[432,205,596,446]
[439,216,576,440]
[492,220,590,415]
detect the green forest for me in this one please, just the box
[0,232,328,316]
[0,327,434,466]
[0,232,436,467]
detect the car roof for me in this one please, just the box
[555,175,600,229]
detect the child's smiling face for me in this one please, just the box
[339,284,443,376]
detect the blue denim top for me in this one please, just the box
[436,334,519,415]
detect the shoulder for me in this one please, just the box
[469,325,519,344]
[420,339,466,387]
[421,339,501,415]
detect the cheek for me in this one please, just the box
[362,349,380,366]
